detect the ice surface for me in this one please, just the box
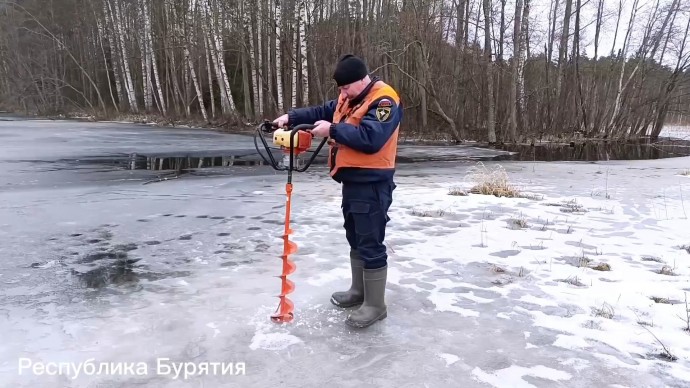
[1,119,690,387]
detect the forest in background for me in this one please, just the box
[0,0,689,143]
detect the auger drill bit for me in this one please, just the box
[271,183,297,323]
[253,121,327,323]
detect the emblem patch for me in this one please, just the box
[376,98,393,122]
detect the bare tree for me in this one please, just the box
[0,0,687,142]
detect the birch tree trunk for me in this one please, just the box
[453,0,466,138]
[249,2,262,117]
[110,0,138,113]
[509,0,522,143]
[651,0,687,139]
[275,0,284,112]
[300,0,309,106]
[483,0,496,143]
[102,0,125,110]
[291,1,299,108]
[517,0,529,135]
[142,0,165,116]
[210,0,235,115]
[96,15,119,112]
[238,0,253,119]
[555,0,572,129]
[607,0,639,135]
[183,0,207,122]
[164,0,185,116]
[184,45,208,122]
[99,28,117,112]
[138,8,152,112]
[204,34,216,119]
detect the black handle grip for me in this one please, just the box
[254,125,285,171]
[260,120,279,133]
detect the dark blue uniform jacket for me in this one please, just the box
[286,77,402,183]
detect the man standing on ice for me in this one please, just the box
[272,54,403,328]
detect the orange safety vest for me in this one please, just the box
[329,81,400,177]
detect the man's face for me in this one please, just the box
[338,79,365,100]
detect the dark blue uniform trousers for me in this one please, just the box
[341,180,396,269]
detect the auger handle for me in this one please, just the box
[286,124,315,177]
[254,120,285,171]
[295,129,328,173]
[253,121,328,173]
[260,120,279,133]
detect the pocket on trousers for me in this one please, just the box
[348,200,374,236]
[375,182,394,223]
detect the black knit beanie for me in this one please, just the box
[332,54,368,86]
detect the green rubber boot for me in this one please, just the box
[345,265,387,328]
[330,250,364,308]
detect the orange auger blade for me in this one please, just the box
[271,183,297,324]
[270,296,294,323]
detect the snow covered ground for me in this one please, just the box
[1,119,690,387]
[660,125,690,140]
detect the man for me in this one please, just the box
[272,54,402,328]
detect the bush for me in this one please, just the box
[467,162,520,197]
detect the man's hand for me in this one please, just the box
[273,114,289,128]
[311,120,332,137]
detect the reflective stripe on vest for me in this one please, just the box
[328,81,400,177]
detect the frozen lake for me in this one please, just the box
[1,118,690,387]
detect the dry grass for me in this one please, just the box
[591,263,611,271]
[448,187,469,196]
[558,276,586,287]
[508,216,529,229]
[518,192,544,200]
[680,169,690,176]
[578,256,592,267]
[592,302,615,319]
[411,208,447,217]
[467,162,521,198]
[658,265,677,276]
[632,309,655,327]
[564,255,591,268]
[560,199,587,214]
[641,256,665,263]
[650,296,670,304]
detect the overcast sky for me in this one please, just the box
[453,0,688,65]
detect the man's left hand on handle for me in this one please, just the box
[311,120,332,137]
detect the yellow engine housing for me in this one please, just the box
[273,129,299,148]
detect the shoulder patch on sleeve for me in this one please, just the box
[375,98,393,122]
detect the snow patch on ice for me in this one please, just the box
[206,322,220,338]
[519,294,558,307]
[248,309,303,351]
[249,331,301,351]
[427,292,480,317]
[553,334,590,350]
[438,353,460,366]
[497,312,511,319]
[460,291,494,304]
[471,364,572,387]
[306,267,349,286]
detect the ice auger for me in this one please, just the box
[254,120,328,323]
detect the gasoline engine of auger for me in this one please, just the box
[253,120,328,323]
